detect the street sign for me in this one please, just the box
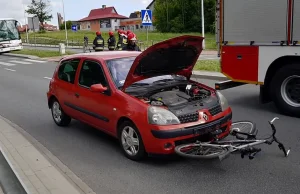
[71,25,77,32]
[141,9,152,26]
[27,17,39,31]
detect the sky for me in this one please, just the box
[0,0,152,26]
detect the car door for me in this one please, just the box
[73,59,115,133]
[55,58,82,119]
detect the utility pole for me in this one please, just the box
[201,0,205,49]
[23,4,29,43]
[62,0,68,46]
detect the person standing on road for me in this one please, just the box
[122,33,141,51]
[116,29,127,50]
[93,31,104,52]
[107,31,116,51]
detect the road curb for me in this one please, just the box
[0,115,96,194]
[1,53,44,60]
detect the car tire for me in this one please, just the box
[51,99,71,126]
[118,121,146,161]
[270,64,300,117]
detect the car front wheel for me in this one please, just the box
[118,121,146,161]
[51,99,71,126]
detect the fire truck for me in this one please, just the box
[215,0,300,117]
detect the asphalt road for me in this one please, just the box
[23,45,219,60]
[0,55,299,194]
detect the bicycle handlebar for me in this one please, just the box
[267,117,290,157]
[269,117,279,125]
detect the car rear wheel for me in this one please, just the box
[51,99,71,126]
[118,121,146,161]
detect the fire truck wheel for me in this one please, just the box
[270,65,300,117]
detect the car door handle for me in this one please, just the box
[75,93,80,98]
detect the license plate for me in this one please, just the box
[193,123,221,135]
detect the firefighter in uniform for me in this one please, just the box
[122,32,141,51]
[116,30,127,50]
[107,31,116,51]
[92,31,104,52]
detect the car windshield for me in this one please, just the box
[0,20,20,42]
[105,57,186,88]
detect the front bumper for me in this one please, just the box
[0,46,23,53]
[145,111,232,155]
[151,112,232,139]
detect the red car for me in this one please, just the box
[47,35,232,161]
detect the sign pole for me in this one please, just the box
[147,26,149,47]
[201,0,205,49]
[23,4,29,44]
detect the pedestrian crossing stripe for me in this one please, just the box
[24,59,47,63]
[142,10,152,24]
[0,61,16,66]
[9,60,32,65]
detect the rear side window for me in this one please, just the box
[57,59,80,84]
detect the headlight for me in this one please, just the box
[148,106,180,125]
[217,91,229,111]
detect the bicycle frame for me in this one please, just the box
[198,139,267,151]
[193,117,290,160]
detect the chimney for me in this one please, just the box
[102,5,106,9]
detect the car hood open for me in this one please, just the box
[121,35,204,91]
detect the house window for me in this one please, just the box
[136,25,139,29]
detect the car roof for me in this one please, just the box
[61,51,141,61]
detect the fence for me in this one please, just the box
[21,37,217,51]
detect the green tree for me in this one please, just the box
[25,0,53,31]
[153,0,216,33]
[59,21,73,30]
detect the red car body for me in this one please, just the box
[47,35,232,160]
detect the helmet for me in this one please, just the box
[117,29,122,34]
[109,31,114,36]
[127,30,132,35]
[96,31,101,36]
[127,32,137,41]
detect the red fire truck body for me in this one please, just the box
[215,0,300,117]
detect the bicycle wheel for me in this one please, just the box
[174,143,229,159]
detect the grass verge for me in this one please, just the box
[11,49,75,58]
[194,60,220,72]
[21,31,217,50]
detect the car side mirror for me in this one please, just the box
[90,84,107,93]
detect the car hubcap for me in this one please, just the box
[281,75,300,107]
[52,101,62,123]
[121,126,139,156]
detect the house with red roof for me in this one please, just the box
[78,5,128,32]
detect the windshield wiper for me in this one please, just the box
[131,83,150,86]
[118,82,149,89]
[153,79,177,84]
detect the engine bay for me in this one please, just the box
[128,81,221,121]
[149,84,211,107]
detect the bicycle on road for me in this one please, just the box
[175,117,290,161]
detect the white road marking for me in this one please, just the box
[43,77,52,80]
[4,68,16,72]
[24,59,47,63]
[0,61,16,66]
[9,60,32,65]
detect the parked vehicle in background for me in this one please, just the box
[0,18,23,53]
[215,0,300,117]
